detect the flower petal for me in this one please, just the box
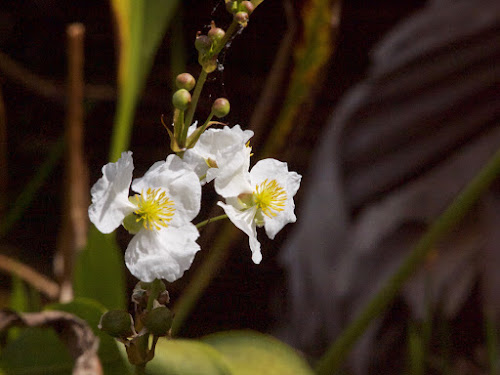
[218,202,262,264]
[250,158,302,239]
[125,224,200,282]
[132,154,201,224]
[88,151,136,233]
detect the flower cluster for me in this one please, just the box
[89,125,301,282]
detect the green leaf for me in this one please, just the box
[202,330,315,375]
[73,225,126,310]
[46,297,131,375]
[121,338,232,375]
[0,327,74,375]
[108,0,180,162]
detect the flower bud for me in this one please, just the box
[143,306,174,336]
[226,0,237,14]
[234,11,249,27]
[176,73,196,91]
[98,310,134,339]
[195,34,211,53]
[202,56,218,73]
[212,98,230,118]
[172,89,191,111]
[208,27,225,42]
[240,1,255,15]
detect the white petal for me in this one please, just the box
[250,158,302,239]
[88,151,136,233]
[132,154,201,224]
[218,202,262,264]
[125,224,200,282]
[213,145,252,197]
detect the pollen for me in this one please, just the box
[253,179,287,218]
[131,188,175,231]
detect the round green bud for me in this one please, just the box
[98,310,134,338]
[195,34,211,53]
[176,73,196,91]
[225,0,237,14]
[172,89,191,111]
[212,98,230,118]
[202,56,218,73]
[143,306,174,336]
[240,1,255,15]
[234,11,249,27]
[208,27,225,42]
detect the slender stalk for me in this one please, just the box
[195,214,228,229]
[184,69,207,128]
[315,147,500,375]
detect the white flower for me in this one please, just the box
[217,158,301,264]
[88,151,202,282]
[183,125,254,197]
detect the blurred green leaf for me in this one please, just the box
[46,297,131,375]
[73,225,126,310]
[109,0,180,162]
[120,338,232,375]
[202,330,315,375]
[0,327,73,375]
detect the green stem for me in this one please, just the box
[184,69,208,128]
[315,147,500,375]
[195,214,228,229]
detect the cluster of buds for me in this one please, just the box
[225,0,260,27]
[168,72,230,153]
[99,280,173,366]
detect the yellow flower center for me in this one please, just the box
[253,179,287,218]
[130,188,175,230]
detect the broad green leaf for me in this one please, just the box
[73,225,126,310]
[46,297,131,375]
[0,327,73,375]
[108,0,180,162]
[120,338,232,375]
[202,330,315,375]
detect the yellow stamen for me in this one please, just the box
[130,188,175,230]
[253,179,287,218]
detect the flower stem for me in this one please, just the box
[195,214,228,229]
[212,19,240,57]
[184,69,207,128]
[315,147,500,375]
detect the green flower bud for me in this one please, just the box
[195,34,211,53]
[234,11,249,27]
[212,98,230,118]
[203,56,218,73]
[143,307,174,336]
[172,89,191,111]
[176,73,196,91]
[208,27,225,42]
[98,310,134,338]
[240,1,255,15]
[225,0,238,14]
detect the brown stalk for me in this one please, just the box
[0,50,115,103]
[55,24,89,302]
[0,252,60,300]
